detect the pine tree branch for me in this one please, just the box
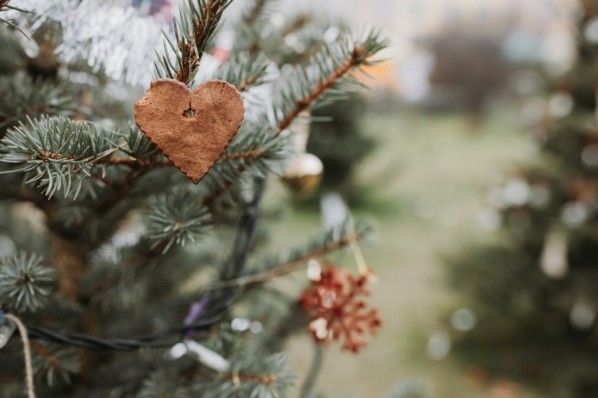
[198,157,263,208]
[183,177,266,335]
[203,34,386,204]
[0,184,51,210]
[0,252,54,313]
[189,353,294,397]
[242,0,269,28]
[142,189,212,253]
[219,148,265,161]
[31,341,61,369]
[276,32,387,135]
[94,156,171,168]
[197,124,287,207]
[215,52,269,92]
[276,45,369,135]
[0,74,78,131]
[213,229,363,289]
[234,0,273,54]
[21,181,268,352]
[0,116,124,198]
[236,75,261,92]
[94,146,263,169]
[191,370,280,384]
[0,0,31,38]
[281,13,312,38]
[276,58,352,134]
[156,0,232,84]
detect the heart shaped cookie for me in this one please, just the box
[134,78,245,183]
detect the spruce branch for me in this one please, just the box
[90,120,280,178]
[197,122,287,207]
[0,0,31,38]
[156,0,233,84]
[233,0,274,54]
[123,125,161,162]
[142,189,213,253]
[0,116,123,198]
[275,30,388,135]
[214,52,269,92]
[190,353,294,398]
[277,21,350,66]
[0,0,24,12]
[219,148,264,161]
[182,177,266,346]
[281,13,312,38]
[233,7,316,59]
[0,252,54,313]
[189,369,281,386]
[213,218,372,289]
[1,120,172,201]
[93,157,169,168]
[0,75,77,130]
[30,341,80,386]
[240,0,271,28]
[138,369,192,398]
[223,121,287,166]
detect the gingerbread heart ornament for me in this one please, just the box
[134,78,245,183]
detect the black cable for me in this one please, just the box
[20,177,267,351]
[183,176,265,334]
[24,313,222,351]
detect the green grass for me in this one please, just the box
[265,108,540,397]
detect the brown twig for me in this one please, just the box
[190,370,279,384]
[212,232,358,289]
[276,47,367,135]
[176,0,224,84]
[201,165,245,207]
[30,341,61,368]
[220,148,264,161]
[236,75,261,92]
[205,47,373,203]
[38,151,77,161]
[49,232,86,301]
[281,13,312,38]
[94,156,171,168]
[243,0,268,27]
[199,149,265,206]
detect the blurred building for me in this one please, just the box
[233,0,579,97]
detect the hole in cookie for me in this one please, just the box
[182,108,196,118]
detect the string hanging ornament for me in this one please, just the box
[134,78,245,183]
[299,261,381,353]
[281,110,324,197]
[0,311,36,398]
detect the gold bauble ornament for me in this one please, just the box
[281,153,323,197]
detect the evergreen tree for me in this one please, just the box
[0,1,387,396]
[307,94,374,203]
[445,2,598,397]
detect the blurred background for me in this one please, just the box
[222,0,595,397]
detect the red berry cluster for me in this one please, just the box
[299,262,382,353]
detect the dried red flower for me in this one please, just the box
[299,262,382,353]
